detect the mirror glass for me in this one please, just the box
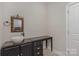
[14,19,22,27]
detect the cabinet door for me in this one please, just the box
[1,46,19,56]
[33,40,43,56]
[21,43,32,56]
[33,46,43,56]
[33,40,43,46]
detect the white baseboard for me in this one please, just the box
[53,49,65,56]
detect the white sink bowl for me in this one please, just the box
[11,36,24,43]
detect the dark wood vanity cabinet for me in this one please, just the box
[20,43,32,56]
[33,40,43,56]
[1,46,19,56]
[1,36,52,56]
[1,40,43,56]
[20,41,43,56]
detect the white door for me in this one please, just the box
[67,3,79,56]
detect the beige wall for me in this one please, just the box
[0,2,69,56]
[0,3,4,49]
[47,2,68,55]
[1,2,48,48]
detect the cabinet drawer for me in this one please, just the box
[33,46,43,52]
[33,50,43,56]
[33,40,43,46]
[33,45,43,56]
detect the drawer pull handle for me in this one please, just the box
[21,53,22,56]
[37,48,40,50]
[37,52,40,55]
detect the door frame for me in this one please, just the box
[66,2,79,56]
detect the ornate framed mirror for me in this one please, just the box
[11,15,24,32]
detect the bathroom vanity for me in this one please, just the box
[1,36,52,56]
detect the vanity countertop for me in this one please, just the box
[2,36,52,48]
[23,36,52,43]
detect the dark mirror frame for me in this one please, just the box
[11,16,24,32]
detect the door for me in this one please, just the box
[67,3,79,56]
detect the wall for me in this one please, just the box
[0,3,4,49]
[0,2,69,56]
[1,2,48,48]
[47,2,68,55]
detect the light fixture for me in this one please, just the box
[3,14,20,26]
[3,21,10,26]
